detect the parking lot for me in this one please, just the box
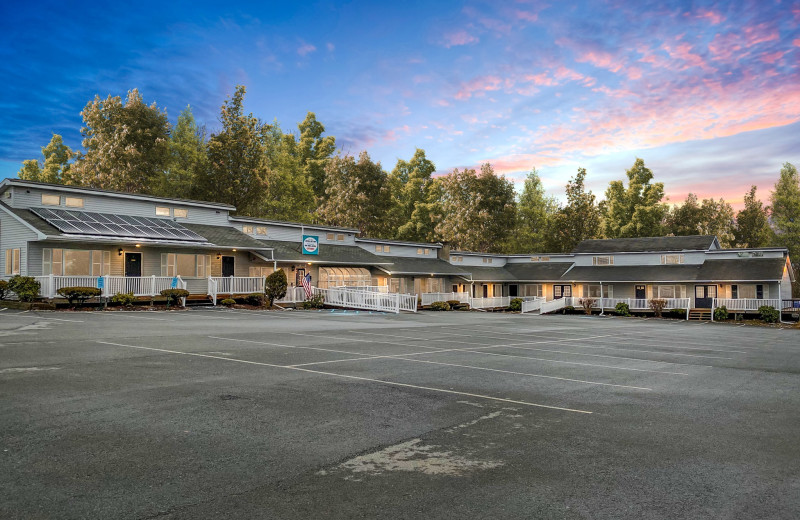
[2,308,799,519]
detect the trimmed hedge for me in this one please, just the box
[759,305,779,323]
[220,298,236,307]
[446,300,461,307]
[615,302,631,316]
[111,292,136,307]
[7,275,40,302]
[245,293,266,306]
[508,298,523,312]
[430,301,451,311]
[57,286,102,306]
[713,305,729,321]
[454,303,471,311]
[160,288,190,306]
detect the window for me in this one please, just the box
[375,244,391,253]
[417,248,430,255]
[256,226,267,235]
[522,284,543,297]
[450,255,463,262]
[155,206,171,217]
[174,208,188,218]
[482,257,493,264]
[42,248,109,276]
[249,266,275,277]
[657,285,687,298]
[337,234,345,241]
[5,248,20,275]
[592,256,614,266]
[64,197,84,208]
[327,233,335,240]
[160,253,211,277]
[530,256,550,262]
[42,194,60,206]
[732,284,768,299]
[661,254,684,264]
[242,225,254,234]
[586,285,613,298]
[417,248,423,255]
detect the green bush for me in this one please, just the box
[0,279,8,300]
[713,305,729,321]
[430,301,451,311]
[759,305,779,323]
[670,308,687,319]
[562,305,575,314]
[508,298,523,311]
[220,298,236,307]
[7,275,41,302]
[160,288,190,307]
[614,302,631,316]
[446,300,461,307]
[302,293,325,309]
[111,292,136,307]
[245,293,266,306]
[454,303,471,311]
[57,286,102,307]
[265,269,288,306]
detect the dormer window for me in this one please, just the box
[482,257,493,264]
[42,194,60,206]
[242,225,254,234]
[375,244,390,253]
[530,256,550,262]
[661,254,684,264]
[337,234,345,241]
[592,255,614,266]
[174,208,188,218]
[417,248,430,255]
[155,206,171,217]
[327,233,335,240]
[256,226,267,235]
[65,197,84,208]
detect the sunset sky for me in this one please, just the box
[1,0,799,208]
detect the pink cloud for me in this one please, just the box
[297,42,316,56]
[576,49,623,73]
[454,75,503,100]
[514,9,538,22]
[794,38,800,47]
[689,8,725,25]
[760,50,785,64]
[662,41,710,71]
[443,30,479,48]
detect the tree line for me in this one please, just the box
[17,86,800,269]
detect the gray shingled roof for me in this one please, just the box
[504,262,575,281]
[257,239,392,264]
[695,258,786,281]
[180,224,268,249]
[374,256,471,276]
[572,236,717,253]
[458,266,518,282]
[561,258,785,282]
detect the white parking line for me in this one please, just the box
[31,317,85,323]
[207,335,431,357]
[96,340,592,414]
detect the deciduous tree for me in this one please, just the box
[601,158,668,238]
[390,149,438,242]
[18,134,76,184]
[770,162,800,264]
[733,186,773,248]
[545,168,601,252]
[296,112,336,198]
[505,168,558,253]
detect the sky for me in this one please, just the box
[1,0,799,208]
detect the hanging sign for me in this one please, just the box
[302,235,319,255]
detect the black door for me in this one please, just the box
[482,285,488,298]
[222,256,235,277]
[553,285,572,299]
[124,253,141,277]
[509,284,518,297]
[635,285,646,300]
[694,285,716,308]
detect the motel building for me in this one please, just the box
[0,179,795,317]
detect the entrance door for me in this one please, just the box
[694,285,717,308]
[509,284,518,297]
[553,285,572,299]
[635,285,646,300]
[222,256,235,277]
[124,253,141,277]
[296,268,305,287]
[482,285,488,298]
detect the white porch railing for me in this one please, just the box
[33,275,186,299]
[713,298,781,312]
[314,287,417,313]
[275,286,308,304]
[469,296,510,309]
[540,298,568,314]
[421,292,470,306]
[520,297,545,314]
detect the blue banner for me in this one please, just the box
[302,235,319,255]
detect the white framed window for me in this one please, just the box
[42,248,109,276]
[155,206,171,217]
[249,266,275,277]
[661,254,684,264]
[482,257,493,264]
[530,256,551,262]
[42,194,60,206]
[732,284,767,299]
[592,255,614,266]
[174,208,188,218]
[522,284,543,297]
[160,253,211,278]
[5,248,21,275]
[656,285,687,298]
[375,244,391,253]
[242,225,254,234]
[585,285,613,298]
[65,197,84,208]
[424,248,430,255]
[256,226,267,235]
[327,233,335,240]
[336,234,345,241]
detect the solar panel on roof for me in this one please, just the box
[31,207,207,242]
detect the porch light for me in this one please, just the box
[118,248,123,256]
[307,262,312,265]
[135,244,141,248]
[232,249,237,252]
[216,252,221,260]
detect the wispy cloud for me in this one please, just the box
[442,30,479,48]
[297,41,316,56]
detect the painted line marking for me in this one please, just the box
[207,335,433,358]
[31,317,85,323]
[96,340,592,414]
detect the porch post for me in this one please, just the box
[599,281,604,316]
[48,274,54,299]
[778,281,783,323]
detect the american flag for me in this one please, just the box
[301,272,313,300]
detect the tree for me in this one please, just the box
[315,151,394,237]
[390,149,438,242]
[770,162,800,266]
[665,193,735,246]
[545,168,601,252]
[194,85,270,216]
[505,168,558,253]
[18,134,76,184]
[71,89,170,194]
[265,269,288,306]
[163,106,207,199]
[666,193,704,236]
[434,163,517,252]
[733,186,773,248]
[296,112,336,199]
[260,123,317,222]
[601,158,668,238]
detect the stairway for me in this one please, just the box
[688,308,712,321]
[185,295,215,307]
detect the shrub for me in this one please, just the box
[454,303,471,311]
[578,297,596,315]
[614,302,631,317]
[220,298,236,307]
[759,305,779,323]
[508,298,523,311]
[7,275,41,302]
[302,293,325,309]
[245,293,266,306]
[0,279,8,300]
[430,301,451,311]
[160,288,190,307]
[670,308,686,319]
[111,292,137,307]
[265,269,288,306]
[57,286,102,307]
[446,300,461,307]
[649,298,667,318]
[713,305,729,321]
[562,305,575,315]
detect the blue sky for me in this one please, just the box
[2,0,799,207]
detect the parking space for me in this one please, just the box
[2,309,799,519]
